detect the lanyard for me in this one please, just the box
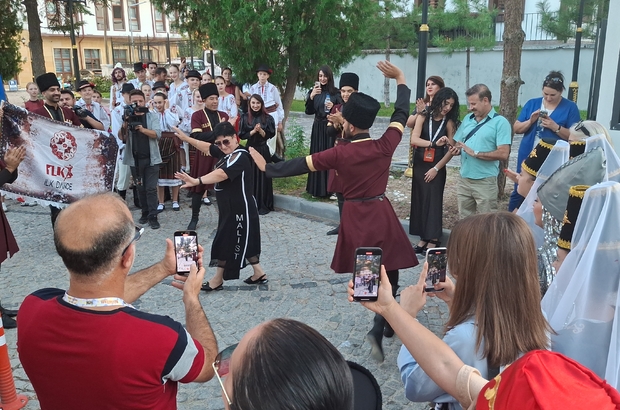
[63,293,134,309]
[44,105,66,122]
[429,117,446,143]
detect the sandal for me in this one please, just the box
[426,240,442,250]
[243,274,268,285]
[201,282,223,292]
[414,240,429,254]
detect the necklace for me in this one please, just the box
[63,293,134,309]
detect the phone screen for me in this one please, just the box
[425,247,447,292]
[174,231,198,275]
[353,248,382,301]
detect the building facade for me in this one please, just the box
[17,0,184,85]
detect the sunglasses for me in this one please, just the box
[545,76,563,83]
[214,138,234,147]
[574,120,591,137]
[212,343,238,406]
[121,225,144,256]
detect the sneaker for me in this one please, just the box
[20,201,36,207]
[329,194,337,201]
[2,203,7,212]
[138,214,149,225]
[203,197,211,206]
[157,203,165,213]
[172,202,180,211]
[148,218,160,230]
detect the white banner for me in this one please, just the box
[0,101,118,207]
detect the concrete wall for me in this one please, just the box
[313,44,594,110]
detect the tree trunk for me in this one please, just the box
[383,36,391,107]
[281,42,300,130]
[25,0,46,79]
[497,0,525,198]
[465,46,470,90]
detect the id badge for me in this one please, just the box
[423,147,435,162]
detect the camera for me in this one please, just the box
[123,102,149,131]
[73,105,88,119]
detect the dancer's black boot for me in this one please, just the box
[383,270,400,338]
[187,193,202,230]
[326,193,344,235]
[366,313,386,362]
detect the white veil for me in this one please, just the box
[541,181,620,389]
[517,140,569,247]
[517,134,620,247]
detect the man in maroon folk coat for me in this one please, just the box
[250,61,418,362]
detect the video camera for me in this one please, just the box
[72,105,89,119]
[123,102,149,131]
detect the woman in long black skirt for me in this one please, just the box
[305,65,342,198]
[409,88,460,253]
[239,94,276,215]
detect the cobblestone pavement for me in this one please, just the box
[1,192,448,410]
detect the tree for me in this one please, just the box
[153,0,379,120]
[430,0,497,90]
[24,0,47,79]
[537,0,609,42]
[362,0,418,107]
[0,0,22,79]
[497,0,525,197]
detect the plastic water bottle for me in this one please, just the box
[324,94,331,112]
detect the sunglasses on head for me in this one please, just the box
[545,76,563,83]
[574,120,590,137]
[212,343,238,406]
[214,138,233,147]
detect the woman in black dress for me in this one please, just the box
[409,87,460,253]
[305,65,342,198]
[239,94,276,215]
[174,122,268,291]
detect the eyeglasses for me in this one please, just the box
[212,343,238,406]
[574,120,591,137]
[121,225,144,256]
[214,138,233,147]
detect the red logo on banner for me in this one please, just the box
[50,131,77,161]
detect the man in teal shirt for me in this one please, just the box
[449,84,511,218]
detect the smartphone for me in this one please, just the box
[425,247,447,292]
[174,230,198,275]
[352,247,382,301]
[314,81,321,88]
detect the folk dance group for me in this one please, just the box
[5,58,620,409]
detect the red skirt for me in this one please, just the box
[189,150,216,193]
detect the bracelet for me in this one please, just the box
[198,176,204,185]
[433,166,439,172]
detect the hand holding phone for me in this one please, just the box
[174,230,199,275]
[352,247,382,301]
[425,247,447,292]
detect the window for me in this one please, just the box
[611,54,620,131]
[129,0,140,32]
[113,49,128,64]
[111,0,124,31]
[54,48,72,77]
[168,11,179,33]
[95,2,109,31]
[84,49,101,70]
[154,7,165,32]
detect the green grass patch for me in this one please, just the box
[272,175,307,195]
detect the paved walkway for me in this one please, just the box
[1,193,446,409]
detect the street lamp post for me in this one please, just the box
[405,0,430,178]
[568,0,586,103]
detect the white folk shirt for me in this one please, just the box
[249,81,284,125]
[75,99,111,131]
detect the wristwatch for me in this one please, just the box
[555,125,562,134]
[474,150,479,158]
